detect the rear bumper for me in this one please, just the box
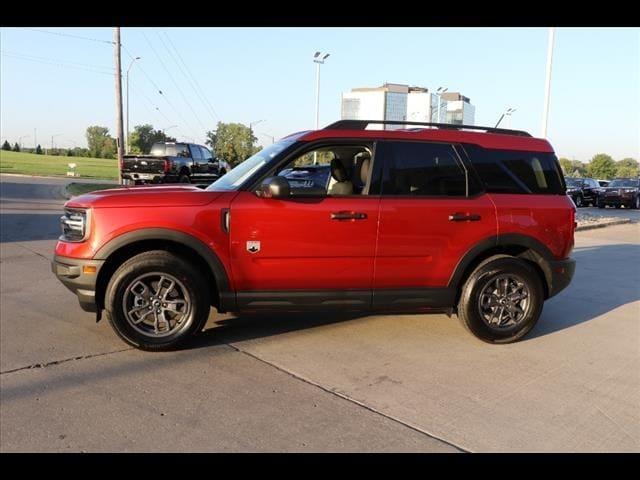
[122,172,164,183]
[51,255,105,312]
[547,257,576,298]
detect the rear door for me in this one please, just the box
[371,140,497,307]
[189,144,204,178]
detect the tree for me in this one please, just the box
[35,144,43,155]
[587,153,617,180]
[127,124,177,154]
[615,158,639,178]
[559,158,586,177]
[1,140,11,151]
[205,122,258,167]
[85,125,117,159]
[12,142,20,152]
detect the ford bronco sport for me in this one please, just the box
[52,120,576,350]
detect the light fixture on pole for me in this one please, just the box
[162,125,178,135]
[313,52,330,130]
[125,56,141,154]
[495,107,516,128]
[260,133,275,144]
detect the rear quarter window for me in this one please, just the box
[462,144,565,195]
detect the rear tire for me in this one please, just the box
[104,250,210,351]
[457,255,544,344]
[633,196,640,210]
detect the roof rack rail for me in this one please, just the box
[324,120,532,137]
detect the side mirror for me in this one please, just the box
[257,176,290,199]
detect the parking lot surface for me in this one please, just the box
[1,175,638,452]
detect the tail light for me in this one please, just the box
[163,160,171,173]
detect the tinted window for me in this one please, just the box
[200,146,212,161]
[190,145,202,160]
[463,144,564,194]
[150,142,190,157]
[608,179,639,188]
[376,141,467,196]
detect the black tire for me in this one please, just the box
[179,174,191,184]
[597,201,605,209]
[634,196,640,210]
[104,250,211,351]
[615,204,622,209]
[573,194,583,208]
[457,255,544,344]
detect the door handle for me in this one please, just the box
[448,213,481,222]
[331,211,367,221]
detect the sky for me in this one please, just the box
[1,27,639,161]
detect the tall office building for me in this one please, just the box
[341,84,473,127]
[442,92,476,125]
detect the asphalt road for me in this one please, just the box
[1,174,639,452]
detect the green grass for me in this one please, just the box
[0,150,119,180]
[66,182,118,197]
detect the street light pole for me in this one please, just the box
[313,52,330,130]
[249,120,264,140]
[541,27,555,138]
[18,135,30,150]
[162,125,177,135]
[125,56,141,154]
[51,134,62,152]
[495,107,516,128]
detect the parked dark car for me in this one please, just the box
[565,177,599,207]
[597,178,640,209]
[121,142,231,185]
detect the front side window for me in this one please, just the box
[275,144,373,196]
[200,146,213,162]
[375,141,467,196]
[190,145,202,161]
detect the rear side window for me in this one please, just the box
[191,145,202,161]
[375,141,467,196]
[463,144,565,194]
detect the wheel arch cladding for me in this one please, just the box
[449,234,554,300]
[93,228,231,312]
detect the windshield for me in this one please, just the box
[608,179,639,188]
[206,138,297,191]
[565,178,581,187]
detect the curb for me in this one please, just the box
[576,219,632,232]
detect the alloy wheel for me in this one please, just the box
[478,274,531,330]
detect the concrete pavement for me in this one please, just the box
[0,174,638,452]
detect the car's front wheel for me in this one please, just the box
[573,194,583,207]
[104,251,211,350]
[457,255,544,344]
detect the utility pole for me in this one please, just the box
[114,27,125,184]
[125,56,141,154]
[541,27,555,138]
[34,128,37,150]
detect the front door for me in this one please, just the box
[228,142,380,310]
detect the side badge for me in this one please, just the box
[246,241,261,254]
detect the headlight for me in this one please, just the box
[60,208,90,242]
[623,188,636,193]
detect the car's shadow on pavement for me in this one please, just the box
[525,242,639,340]
[190,242,639,349]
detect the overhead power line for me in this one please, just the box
[160,29,220,123]
[143,31,208,133]
[1,51,115,76]
[20,28,115,45]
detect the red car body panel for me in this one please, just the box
[373,194,498,288]
[490,193,576,260]
[228,191,380,291]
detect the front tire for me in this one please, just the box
[104,251,210,351]
[457,256,544,344]
[179,174,191,184]
[573,194,584,208]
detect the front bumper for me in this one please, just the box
[547,257,576,298]
[601,193,635,205]
[51,255,105,312]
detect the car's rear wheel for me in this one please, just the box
[105,251,210,351]
[457,255,544,344]
[615,204,622,209]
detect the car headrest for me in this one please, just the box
[330,158,349,182]
[359,158,370,184]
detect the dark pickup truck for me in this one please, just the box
[121,142,230,185]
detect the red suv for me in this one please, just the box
[52,120,576,350]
